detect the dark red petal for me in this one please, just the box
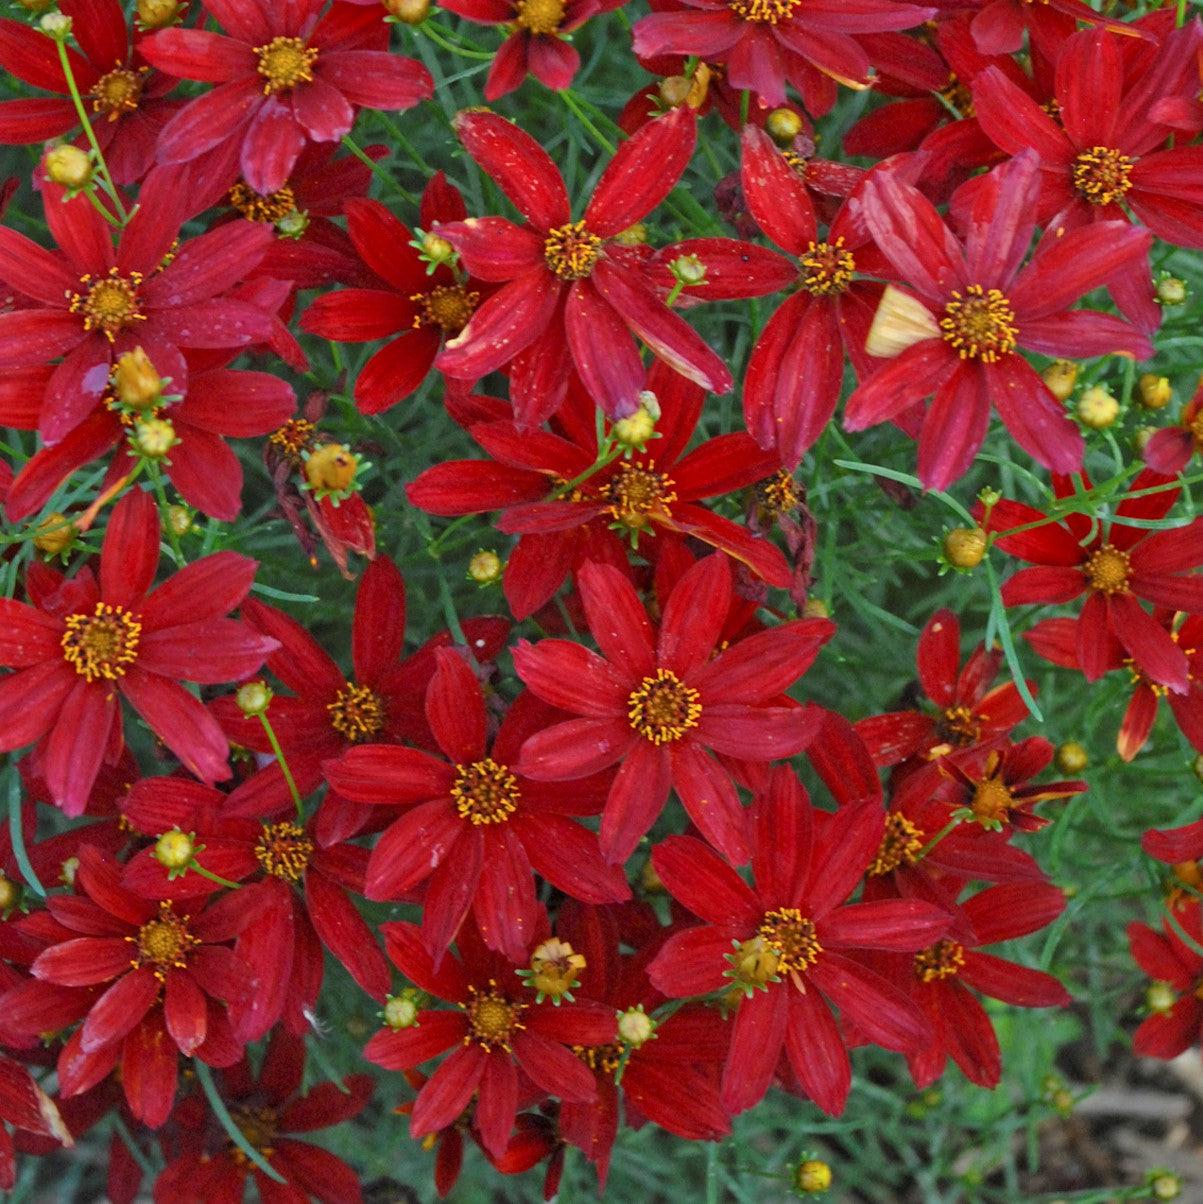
[410,1045,487,1137]
[364,1011,466,1069]
[785,985,851,1116]
[80,969,160,1053]
[364,800,462,900]
[512,1029,596,1102]
[720,984,788,1115]
[809,952,929,1052]
[959,951,1071,1006]
[576,561,655,678]
[597,738,673,864]
[324,745,454,804]
[670,742,750,866]
[651,835,761,926]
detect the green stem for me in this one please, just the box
[553,442,622,499]
[341,133,415,205]
[419,20,496,59]
[194,1063,287,1184]
[189,861,242,891]
[147,461,185,566]
[79,185,122,228]
[915,816,960,862]
[561,90,615,154]
[665,279,686,307]
[258,712,305,821]
[6,762,45,898]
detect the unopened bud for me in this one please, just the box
[802,598,829,620]
[60,856,79,887]
[384,0,431,22]
[304,443,358,494]
[165,505,193,538]
[612,407,657,450]
[131,417,176,458]
[113,346,162,409]
[1150,1171,1184,1199]
[421,231,454,264]
[38,12,71,36]
[641,859,663,893]
[1133,425,1156,453]
[33,512,74,555]
[524,938,585,1003]
[1157,277,1187,306]
[45,145,92,190]
[1146,980,1177,1015]
[467,549,502,585]
[726,935,779,988]
[236,680,273,717]
[383,989,422,1029]
[16,0,58,12]
[1077,385,1119,430]
[659,75,693,107]
[1137,374,1172,410]
[1054,741,1087,774]
[794,1160,833,1194]
[766,107,804,145]
[136,0,183,26]
[0,874,18,912]
[1041,359,1078,402]
[612,222,648,248]
[276,209,309,240]
[943,526,987,570]
[153,829,195,871]
[669,254,706,287]
[616,1005,656,1048]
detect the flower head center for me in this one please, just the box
[1073,146,1134,206]
[62,602,141,682]
[914,938,965,981]
[728,0,801,23]
[939,284,1017,362]
[574,1043,624,1074]
[799,238,855,296]
[628,668,701,745]
[452,758,520,825]
[1124,658,1170,699]
[869,812,924,876]
[463,982,525,1049]
[758,907,822,973]
[514,0,567,34]
[1084,543,1130,594]
[970,775,1013,824]
[254,821,314,882]
[605,462,676,529]
[92,67,146,119]
[69,269,145,340]
[327,682,385,742]
[255,36,317,94]
[939,703,980,746]
[544,221,601,280]
[230,1105,278,1163]
[228,180,297,223]
[131,902,197,978]
[756,469,801,519]
[412,284,479,334]
[939,75,974,117]
[270,417,317,461]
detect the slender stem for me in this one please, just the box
[553,442,622,499]
[341,133,415,205]
[189,861,242,891]
[561,90,616,154]
[6,763,45,898]
[420,20,496,59]
[915,816,960,862]
[80,185,122,228]
[147,461,185,566]
[258,712,305,821]
[194,1063,287,1184]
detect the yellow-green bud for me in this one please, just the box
[1156,277,1187,306]
[526,938,585,1002]
[0,874,18,912]
[132,417,176,458]
[1137,373,1172,410]
[659,75,693,107]
[794,1160,833,1194]
[1150,1171,1183,1200]
[612,407,657,450]
[276,209,309,240]
[1042,359,1078,402]
[45,145,92,190]
[1076,385,1119,430]
[33,512,74,556]
[153,829,195,871]
[669,254,706,287]
[802,598,830,620]
[236,680,273,717]
[943,526,987,570]
[113,346,162,409]
[467,549,503,585]
[1054,741,1087,774]
[39,12,72,36]
[16,0,58,12]
[1146,980,1177,1015]
[60,856,79,887]
[612,222,648,248]
[136,0,183,26]
[616,1006,656,1048]
[383,991,421,1029]
[1133,425,1156,454]
[304,443,358,493]
[165,505,193,538]
[421,231,454,263]
[766,107,804,145]
[384,0,431,23]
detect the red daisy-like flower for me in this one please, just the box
[845,150,1152,489]
[432,106,732,426]
[986,469,1203,692]
[0,0,181,184]
[1145,375,1203,477]
[854,608,1031,769]
[630,0,934,112]
[364,918,615,1159]
[324,647,630,964]
[513,554,833,865]
[0,488,277,816]
[648,768,949,1116]
[946,0,1146,58]
[408,362,790,619]
[1128,901,1203,1060]
[300,176,486,413]
[141,0,432,196]
[0,173,276,445]
[151,1028,373,1203]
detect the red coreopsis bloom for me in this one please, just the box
[845,150,1152,489]
[986,469,1203,693]
[151,1029,373,1203]
[300,177,486,413]
[324,648,630,964]
[364,919,616,1159]
[0,172,276,446]
[0,489,277,816]
[408,363,791,619]
[141,0,432,196]
[949,0,1146,58]
[513,555,834,865]
[0,0,181,184]
[854,608,1031,769]
[648,769,949,1116]
[432,107,732,426]
[1128,901,1203,1060]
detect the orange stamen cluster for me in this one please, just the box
[61,603,141,682]
[544,221,602,280]
[628,668,701,745]
[939,284,1017,362]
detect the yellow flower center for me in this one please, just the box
[129,902,198,980]
[728,0,801,22]
[254,821,314,882]
[573,1043,624,1074]
[91,67,146,119]
[230,1105,278,1164]
[228,180,297,223]
[799,238,855,296]
[1072,146,1134,206]
[514,0,566,34]
[755,469,800,519]
[69,269,146,341]
[627,668,702,745]
[269,417,317,461]
[327,682,385,742]
[757,907,822,973]
[1084,543,1130,594]
[412,284,480,334]
[939,703,981,746]
[544,220,602,280]
[970,775,1013,824]
[462,981,525,1050]
[61,602,141,682]
[604,462,676,530]
[255,36,318,94]
[939,75,974,117]
[914,938,965,982]
[452,758,520,825]
[868,812,924,876]
[939,284,1017,362]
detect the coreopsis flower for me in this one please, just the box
[140,0,432,196]
[986,469,1203,692]
[513,555,834,865]
[324,648,630,963]
[845,150,1152,489]
[433,107,732,426]
[300,177,486,413]
[408,363,791,619]
[150,1029,373,1202]
[0,488,277,815]
[14,846,252,1127]
[0,172,276,445]
[1128,901,1203,1059]
[0,0,181,183]
[1143,812,1203,876]
[1146,376,1203,476]
[647,768,949,1116]
[364,918,615,1159]
[956,0,1144,57]
[854,608,1031,768]
[895,882,1070,1088]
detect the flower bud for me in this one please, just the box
[1054,741,1087,774]
[236,680,273,717]
[33,512,74,555]
[525,938,585,1003]
[153,829,195,871]
[612,222,648,248]
[1137,373,1172,410]
[802,598,830,620]
[1041,359,1078,403]
[794,1160,833,1194]
[640,859,664,893]
[421,231,454,264]
[1150,1171,1184,1200]
[165,505,193,538]
[131,417,176,458]
[60,856,79,887]
[44,145,92,190]
[39,12,72,37]
[276,209,309,240]
[467,549,502,585]
[1157,277,1187,306]
[383,989,422,1029]
[384,0,431,22]
[304,443,358,494]
[1133,425,1156,453]
[659,75,693,107]
[1077,385,1119,430]
[943,526,987,570]
[17,0,58,12]
[766,107,804,145]
[616,1006,656,1048]
[1146,980,1177,1015]
[113,346,162,409]
[0,874,18,912]
[136,0,182,26]
[612,407,657,450]
[668,253,706,287]
[727,935,779,988]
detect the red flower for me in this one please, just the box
[0,174,276,446]
[152,1029,373,1203]
[0,489,276,815]
[1128,902,1203,1060]
[324,648,629,963]
[432,107,732,426]
[0,1056,71,1190]
[987,469,1203,692]
[648,769,949,1116]
[364,919,615,1158]
[1145,376,1203,477]
[955,0,1145,58]
[141,0,432,196]
[854,608,1031,769]
[300,177,486,413]
[845,151,1152,489]
[408,363,791,619]
[0,0,181,184]
[513,555,833,865]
